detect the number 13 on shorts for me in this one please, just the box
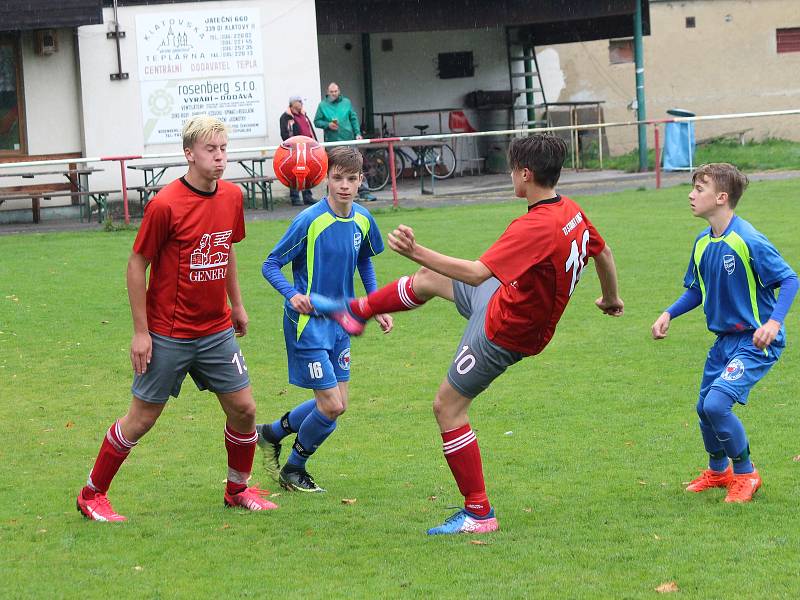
[231,351,248,375]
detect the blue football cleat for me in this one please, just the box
[309,293,347,314]
[426,507,498,535]
[310,293,367,336]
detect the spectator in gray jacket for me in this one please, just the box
[280,96,317,206]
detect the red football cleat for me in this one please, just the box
[77,491,127,522]
[224,486,279,511]
[724,469,762,503]
[330,310,366,336]
[685,465,733,492]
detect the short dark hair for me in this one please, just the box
[691,163,749,208]
[507,134,567,188]
[327,146,363,175]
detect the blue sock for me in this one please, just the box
[707,449,729,473]
[731,445,753,475]
[286,407,337,469]
[702,388,753,474]
[268,399,317,442]
[696,395,729,472]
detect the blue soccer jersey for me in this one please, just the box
[264,198,383,349]
[683,215,795,340]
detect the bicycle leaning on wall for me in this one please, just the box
[361,124,457,191]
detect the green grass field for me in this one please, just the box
[2,179,799,598]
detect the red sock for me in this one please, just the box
[83,421,136,498]
[224,425,257,495]
[441,424,491,517]
[349,275,425,320]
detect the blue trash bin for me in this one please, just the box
[662,108,695,171]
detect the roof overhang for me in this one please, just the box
[0,0,104,32]
[317,0,650,42]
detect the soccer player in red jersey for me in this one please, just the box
[313,135,624,534]
[76,115,277,521]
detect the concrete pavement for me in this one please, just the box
[3,168,799,235]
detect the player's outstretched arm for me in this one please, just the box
[127,252,152,374]
[653,287,702,340]
[752,319,781,349]
[592,245,624,317]
[753,274,798,349]
[651,312,671,339]
[288,293,314,314]
[226,247,248,337]
[262,251,311,315]
[388,224,492,287]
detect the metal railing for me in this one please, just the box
[1,108,798,222]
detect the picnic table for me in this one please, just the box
[0,166,100,188]
[127,154,274,209]
[0,166,107,223]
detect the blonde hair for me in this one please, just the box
[182,115,228,150]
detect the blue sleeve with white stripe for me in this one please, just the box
[770,274,799,324]
[666,286,703,319]
[262,257,297,300]
[683,240,701,291]
[361,211,384,258]
[269,214,310,266]
[262,214,310,299]
[748,229,796,288]
[357,255,378,294]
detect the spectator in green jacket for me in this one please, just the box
[314,82,375,200]
[314,82,362,143]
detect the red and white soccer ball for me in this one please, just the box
[272,135,328,191]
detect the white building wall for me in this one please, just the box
[538,0,800,153]
[317,34,364,116]
[20,28,83,155]
[318,2,800,157]
[77,0,321,189]
[0,29,84,215]
[318,28,511,136]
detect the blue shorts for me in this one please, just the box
[699,331,783,405]
[283,311,350,390]
[131,327,250,404]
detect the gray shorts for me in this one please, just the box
[131,327,250,404]
[447,278,524,399]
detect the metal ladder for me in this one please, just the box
[505,26,548,130]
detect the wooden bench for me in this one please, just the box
[133,184,166,209]
[697,128,753,146]
[41,189,116,223]
[0,192,46,223]
[134,175,277,211]
[0,182,73,223]
[227,175,276,210]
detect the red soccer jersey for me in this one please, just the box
[132,178,245,338]
[479,195,605,355]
